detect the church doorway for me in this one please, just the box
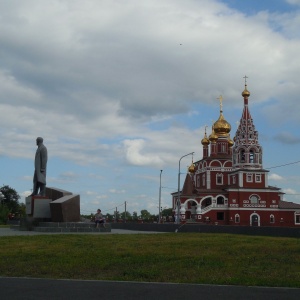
[250,213,260,226]
[185,199,198,222]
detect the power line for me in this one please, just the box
[266,160,300,170]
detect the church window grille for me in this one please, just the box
[197,176,200,188]
[202,174,205,186]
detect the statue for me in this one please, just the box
[32,137,48,196]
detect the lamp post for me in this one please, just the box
[177,152,194,224]
[158,170,163,223]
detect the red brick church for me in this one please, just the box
[172,81,300,227]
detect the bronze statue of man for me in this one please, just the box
[32,137,48,196]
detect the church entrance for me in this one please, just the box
[250,214,260,226]
[185,199,197,222]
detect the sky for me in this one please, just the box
[1,0,300,217]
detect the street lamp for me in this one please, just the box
[177,152,194,224]
[158,170,163,223]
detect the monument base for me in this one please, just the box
[26,187,81,223]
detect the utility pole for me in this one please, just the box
[158,170,163,223]
[124,201,127,223]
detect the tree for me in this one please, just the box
[131,211,137,221]
[0,205,10,224]
[0,185,20,213]
[140,209,151,221]
[120,211,132,221]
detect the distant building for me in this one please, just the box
[172,82,300,227]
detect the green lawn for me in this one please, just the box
[0,233,299,287]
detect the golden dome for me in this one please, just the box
[242,84,250,97]
[209,125,218,142]
[213,113,231,137]
[201,131,210,145]
[188,162,195,173]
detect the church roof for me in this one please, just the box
[182,174,194,195]
[278,200,300,209]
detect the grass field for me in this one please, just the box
[0,233,299,287]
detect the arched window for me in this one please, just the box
[235,214,240,223]
[240,150,245,163]
[249,150,254,163]
[217,196,224,205]
[270,214,275,223]
[250,195,259,204]
[202,197,212,208]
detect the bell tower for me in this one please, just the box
[232,77,263,169]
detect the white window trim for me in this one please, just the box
[246,173,253,182]
[295,212,300,225]
[255,174,262,183]
[216,173,223,185]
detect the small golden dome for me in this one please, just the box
[188,162,195,173]
[214,113,231,137]
[242,84,250,97]
[209,125,218,142]
[201,132,210,145]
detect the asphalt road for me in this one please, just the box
[1,277,300,300]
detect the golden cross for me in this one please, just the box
[217,95,223,112]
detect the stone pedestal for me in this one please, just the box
[26,196,51,218]
[25,187,81,224]
[50,194,80,222]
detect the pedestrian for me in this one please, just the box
[95,209,105,228]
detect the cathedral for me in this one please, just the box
[172,81,300,227]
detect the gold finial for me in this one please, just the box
[217,95,223,112]
[188,155,195,173]
[242,75,250,97]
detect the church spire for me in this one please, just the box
[232,77,263,169]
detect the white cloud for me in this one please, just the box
[286,0,300,5]
[123,139,164,166]
[282,188,298,194]
[1,0,300,213]
[269,173,285,181]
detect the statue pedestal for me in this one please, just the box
[25,195,52,218]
